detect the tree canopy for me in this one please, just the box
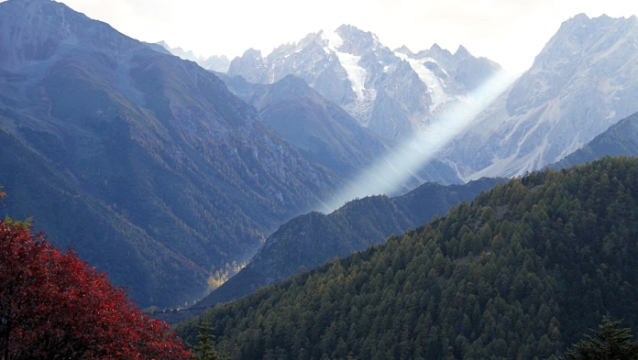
[176,156,638,360]
[564,317,638,360]
[0,220,191,359]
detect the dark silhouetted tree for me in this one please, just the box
[194,319,224,360]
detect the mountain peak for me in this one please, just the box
[228,23,502,142]
[571,13,590,22]
[335,24,363,34]
[394,45,414,56]
[334,24,380,49]
[269,74,316,98]
[454,45,471,58]
[242,48,262,59]
[445,13,638,181]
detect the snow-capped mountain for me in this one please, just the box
[394,44,503,109]
[228,25,502,142]
[155,40,230,72]
[443,14,638,180]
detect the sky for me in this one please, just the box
[42,0,638,75]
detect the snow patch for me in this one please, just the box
[321,31,344,52]
[321,30,369,102]
[394,52,408,61]
[395,52,451,112]
[336,52,367,101]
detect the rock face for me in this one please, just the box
[0,0,340,307]
[443,14,638,180]
[227,25,502,142]
[550,111,638,170]
[225,74,392,177]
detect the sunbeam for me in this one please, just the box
[322,70,516,213]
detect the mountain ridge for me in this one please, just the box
[550,111,638,169]
[0,0,341,307]
[227,24,502,142]
[442,13,638,180]
[192,177,502,310]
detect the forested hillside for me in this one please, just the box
[178,157,638,360]
[195,178,502,308]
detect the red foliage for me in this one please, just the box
[0,221,192,359]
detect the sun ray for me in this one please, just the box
[322,70,516,213]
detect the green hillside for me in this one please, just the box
[195,178,502,309]
[177,157,638,360]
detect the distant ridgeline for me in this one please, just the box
[177,157,638,360]
[550,111,638,170]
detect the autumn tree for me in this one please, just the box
[0,220,191,359]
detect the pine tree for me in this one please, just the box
[194,319,224,360]
[564,317,638,360]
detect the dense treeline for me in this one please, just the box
[177,156,638,360]
[196,178,501,308]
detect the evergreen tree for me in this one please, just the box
[194,319,224,360]
[564,317,638,360]
[175,158,638,360]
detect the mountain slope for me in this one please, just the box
[227,25,502,142]
[195,178,502,308]
[219,73,462,188]
[178,157,638,359]
[551,111,638,169]
[224,74,391,177]
[444,14,638,180]
[0,0,339,307]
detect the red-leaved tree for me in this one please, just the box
[0,220,192,359]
